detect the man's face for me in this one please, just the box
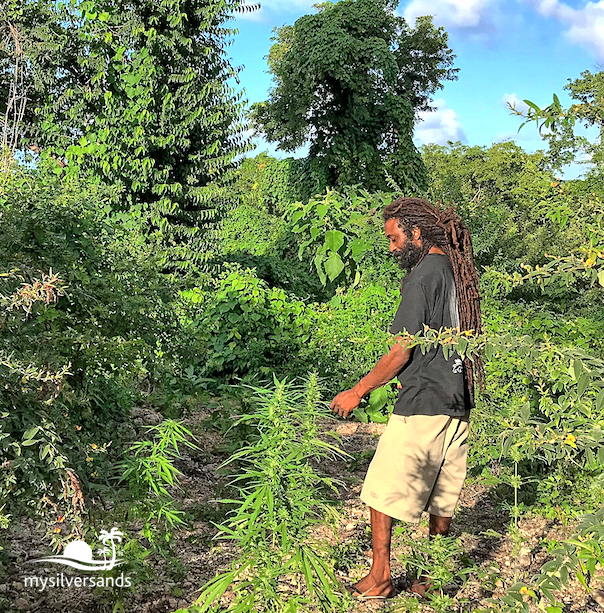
[384,218,423,272]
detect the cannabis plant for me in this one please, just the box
[185,374,349,613]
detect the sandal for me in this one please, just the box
[346,584,395,600]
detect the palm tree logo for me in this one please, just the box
[96,545,111,565]
[98,528,124,570]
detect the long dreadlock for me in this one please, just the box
[383,197,485,403]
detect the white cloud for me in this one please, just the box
[403,0,499,30]
[526,0,604,59]
[502,93,530,114]
[414,98,467,145]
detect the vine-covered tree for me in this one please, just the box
[0,0,254,272]
[250,0,458,192]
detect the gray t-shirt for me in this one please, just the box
[389,253,473,417]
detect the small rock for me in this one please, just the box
[12,581,23,590]
[25,550,45,561]
[336,423,359,436]
[131,407,163,426]
[345,522,355,530]
[15,598,29,610]
[518,547,532,566]
[592,589,604,608]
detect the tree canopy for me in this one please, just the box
[250,0,458,192]
[1,0,252,272]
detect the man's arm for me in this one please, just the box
[330,337,412,418]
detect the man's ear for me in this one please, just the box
[412,226,421,240]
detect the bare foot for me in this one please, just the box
[408,576,433,598]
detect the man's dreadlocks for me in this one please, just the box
[383,197,485,403]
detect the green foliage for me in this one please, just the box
[510,70,604,172]
[288,189,381,286]
[0,164,178,416]
[405,319,604,478]
[181,265,313,378]
[421,141,591,272]
[215,201,328,299]
[352,379,398,424]
[186,375,349,613]
[179,260,401,400]
[478,509,604,613]
[0,163,185,531]
[510,70,604,177]
[232,154,325,214]
[2,0,251,271]
[251,0,457,191]
[119,419,197,543]
[400,534,475,613]
[219,203,290,258]
[300,283,399,396]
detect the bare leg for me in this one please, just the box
[410,514,453,597]
[350,507,395,597]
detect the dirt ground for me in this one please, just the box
[1,407,603,613]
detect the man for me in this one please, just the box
[330,197,484,599]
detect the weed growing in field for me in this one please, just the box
[476,508,604,613]
[180,374,351,613]
[399,534,475,613]
[119,419,197,544]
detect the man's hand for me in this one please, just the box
[330,338,410,419]
[330,388,362,418]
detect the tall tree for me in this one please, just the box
[250,0,458,193]
[0,0,254,272]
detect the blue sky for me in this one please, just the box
[228,0,604,178]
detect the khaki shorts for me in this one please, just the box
[360,413,469,523]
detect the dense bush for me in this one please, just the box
[421,141,599,271]
[180,265,313,379]
[299,284,399,396]
[179,265,400,397]
[232,154,327,215]
[0,163,182,527]
[214,202,328,299]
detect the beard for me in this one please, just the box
[392,241,424,272]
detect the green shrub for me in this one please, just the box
[286,187,395,288]
[0,163,181,525]
[421,141,601,272]
[300,283,399,396]
[181,265,313,379]
[215,203,327,299]
[232,154,329,215]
